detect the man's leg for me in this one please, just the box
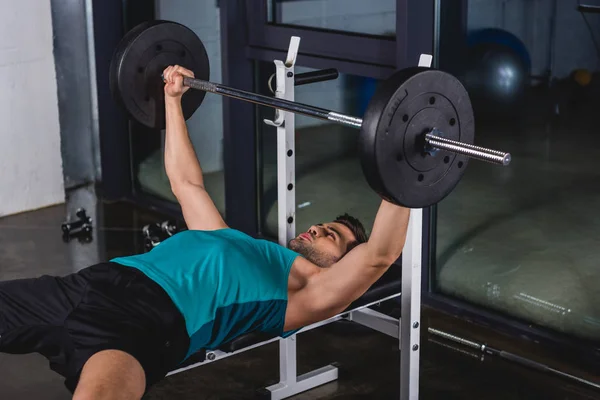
[64,264,191,397]
[0,263,189,396]
[73,350,145,400]
[0,274,84,336]
[0,273,87,376]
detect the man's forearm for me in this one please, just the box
[367,201,411,264]
[164,97,204,188]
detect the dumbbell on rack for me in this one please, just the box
[62,208,93,243]
[142,220,180,251]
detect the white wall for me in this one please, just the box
[0,0,64,217]
[156,0,224,173]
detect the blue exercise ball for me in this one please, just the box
[468,28,532,71]
[464,29,531,116]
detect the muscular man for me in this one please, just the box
[0,66,410,400]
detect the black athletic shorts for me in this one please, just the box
[0,262,190,393]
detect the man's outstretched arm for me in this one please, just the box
[285,201,410,330]
[163,65,227,231]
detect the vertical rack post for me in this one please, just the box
[399,53,432,400]
[264,36,300,396]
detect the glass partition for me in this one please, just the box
[267,0,396,37]
[433,0,600,341]
[131,0,225,216]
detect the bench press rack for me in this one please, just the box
[166,37,426,400]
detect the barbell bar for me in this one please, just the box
[178,76,510,166]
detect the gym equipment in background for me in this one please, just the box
[463,28,531,117]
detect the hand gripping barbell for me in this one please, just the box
[110,20,511,208]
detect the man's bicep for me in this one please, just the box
[173,183,228,231]
[311,245,388,313]
[286,246,390,331]
[319,244,388,307]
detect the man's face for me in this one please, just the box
[288,222,357,268]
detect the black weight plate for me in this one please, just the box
[110,20,162,115]
[110,20,210,130]
[359,68,474,208]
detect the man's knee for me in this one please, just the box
[73,350,146,400]
[72,386,143,400]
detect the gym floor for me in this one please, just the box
[0,199,597,399]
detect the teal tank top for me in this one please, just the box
[111,228,299,359]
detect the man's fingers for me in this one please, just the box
[162,65,194,86]
[171,65,195,80]
[173,66,188,84]
[163,66,173,83]
[174,73,184,87]
[171,65,179,83]
[162,65,193,96]
[176,65,195,79]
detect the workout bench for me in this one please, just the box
[162,37,425,400]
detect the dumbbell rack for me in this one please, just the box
[263,37,424,400]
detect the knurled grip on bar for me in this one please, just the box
[426,134,512,166]
[427,134,509,157]
[183,77,217,92]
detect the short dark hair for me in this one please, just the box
[334,213,368,254]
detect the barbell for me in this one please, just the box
[110,20,511,208]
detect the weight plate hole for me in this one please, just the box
[418,174,424,182]
[429,97,436,105]
[444,156,450,164]
[458,161,464,169]
[156,44,163,52]
[449,118,456,126]
[145,95,150,102]
[396,153,403,161]
[402,114,409,122]
[138,67,144,74]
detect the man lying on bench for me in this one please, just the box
[0,65,410,400]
